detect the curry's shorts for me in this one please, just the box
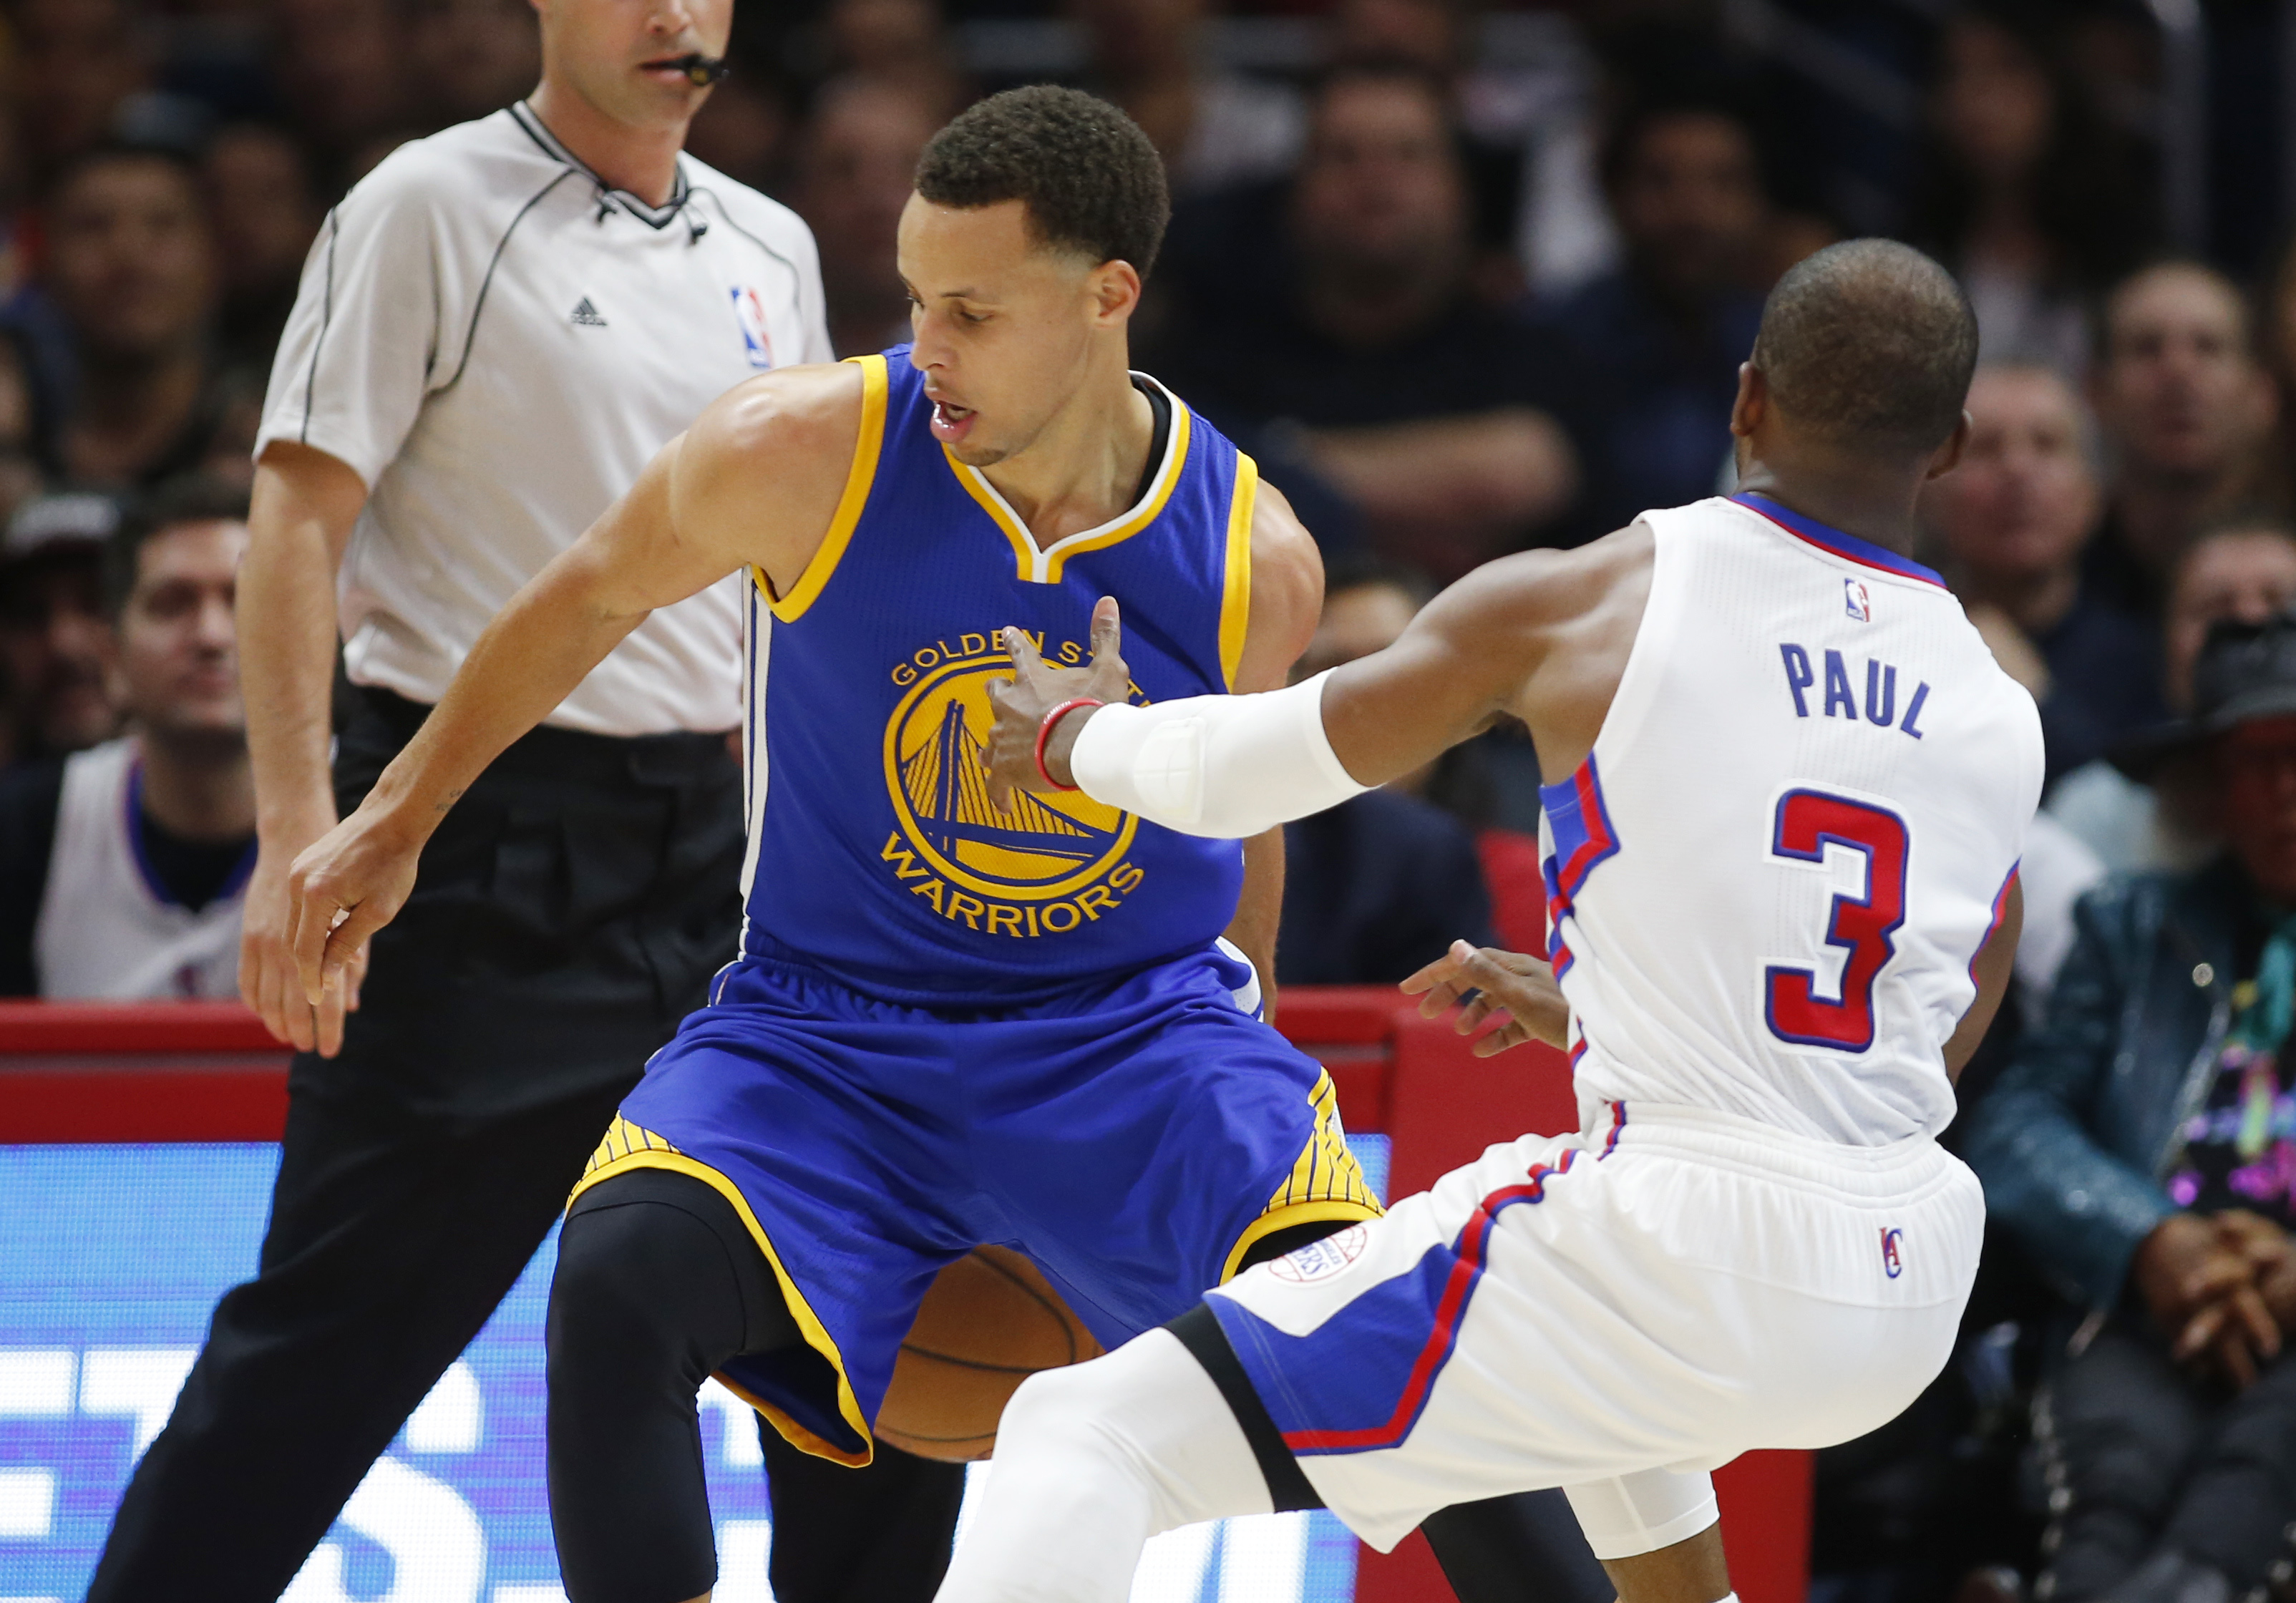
[1209,1100,1984,1554]
[569,939,1378,1465]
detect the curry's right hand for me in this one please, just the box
[240,810,364,1057]
[286,803,423,1010]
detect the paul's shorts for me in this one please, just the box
[568,940,1379,1464]
[1210,1099,1984,1554]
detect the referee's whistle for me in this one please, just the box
[668,53,730,87]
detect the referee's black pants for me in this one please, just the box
[87,688,967,1602]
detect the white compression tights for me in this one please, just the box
[935,1330,1270,1603]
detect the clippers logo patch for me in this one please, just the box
[1844,578,1872,623]
[1881,1226,1905,1279]
[730,286,776,369]
[1270,1224,1370,1283]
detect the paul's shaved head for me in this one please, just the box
[1751,239,1979,456]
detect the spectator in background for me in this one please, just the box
[682,59,794,193]
[0,477,251,997]
[1910,9,2152,376]
[269,0,414,160]
[1965,618,2296,1603]
[15,0,152,179]
[1323,0,1575,303]
[44,145,232,489]
[408,0,540,128]
[2086,263,2279,621]
[1527,96,1767,537]
[2049,522,2296,875]
[819,0,970,125]
[203,125,324,374]
[0,494,119,768]
[1274,558,1505,985]
[792,76,938,358]
[1147,64,1576,579]
[1923,363,2163,783]
[1069,0,1303,198]
[0,335,52,534]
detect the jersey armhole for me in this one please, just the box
[1219,452,1258,691]
[762,352,889,623]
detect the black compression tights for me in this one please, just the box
[548,1169,800,1603]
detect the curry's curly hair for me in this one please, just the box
[915,86,1171,280]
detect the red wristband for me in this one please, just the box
[1034,697,1104,792]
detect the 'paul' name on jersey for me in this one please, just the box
[1779,644,1932,739]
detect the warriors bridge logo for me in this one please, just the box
[880,636,1144,937]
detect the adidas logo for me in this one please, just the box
[570,297,607,328]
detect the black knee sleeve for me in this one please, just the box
[547,1170,799,1603]
[1421,1493,1615,1603]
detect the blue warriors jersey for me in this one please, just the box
[734,348,1258,1005]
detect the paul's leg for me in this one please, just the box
[1421,1495,1615,1603]
[1566,1471,1731,1603]
[1600,1524,1733,1603]
[548,1169,800,1603]
[937,1330,1275,1603]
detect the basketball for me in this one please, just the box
[875,1245,1104,1462]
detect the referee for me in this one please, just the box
[84,3,962,1597]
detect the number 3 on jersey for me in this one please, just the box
[1764,789,1909,1052]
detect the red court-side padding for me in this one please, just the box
[0,1000,291,1141]
[0,995,1813,1603]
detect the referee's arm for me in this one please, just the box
[238,442,369,1055]
[284,362,862,1002]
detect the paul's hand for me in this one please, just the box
[1401,940,1570,1056]
[240,807,366,1057]
[285,804,424,1008]
[983,595,1131,813]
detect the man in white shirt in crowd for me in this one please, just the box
[79,0,963,1597]
[0,477,254,998]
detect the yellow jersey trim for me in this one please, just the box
[943,378,1193,585]
[761,353,888,625]
[1220,1069,1383,1282]
[1223,1199,1384,1285]
[1219,453,1258,691]
[569,1117,876,1467]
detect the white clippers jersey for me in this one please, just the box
[34,740,246,1000]
[1544,495,2043,1146]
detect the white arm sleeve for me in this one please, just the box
[1066,671,1369,839]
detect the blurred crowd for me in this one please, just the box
[9,0,2296,1597]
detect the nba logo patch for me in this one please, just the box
[730,286,775,369]
[1844,578,1872,623]
[1880,1226,1905,1279]
[1270,1224,1369,1283]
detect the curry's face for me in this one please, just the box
[897,194,1104,469]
